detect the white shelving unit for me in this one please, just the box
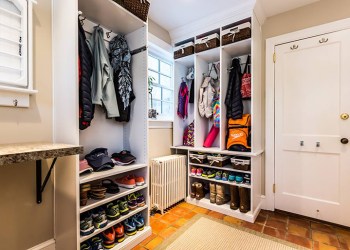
[52,0,150,249]
[172,13,263,223]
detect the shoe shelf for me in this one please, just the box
[80,205,148,243]
[80,185,148,213]
[189,163,251,174]
[189,175,251,189]
[108,226,152,250]
[186,195,259,223]
[171,146,264,157]
[80,163,148,184]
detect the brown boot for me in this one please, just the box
[239,187,250,213]
[216,184,230,205]
[209,182,216,203]
[190,182,197,198]
[230,186,240,210]
[196,183,205,200]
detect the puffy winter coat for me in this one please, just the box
[78,20,94,130]
[198,77,216,118]
[225,58,243,119]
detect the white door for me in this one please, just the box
[275,29,350,226]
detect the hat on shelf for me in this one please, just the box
[79,159,94,175]
[111,150,136,166]
[85,148,115,171]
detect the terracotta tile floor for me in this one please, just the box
[134,202,350,250]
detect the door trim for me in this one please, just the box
[264,18,350,211]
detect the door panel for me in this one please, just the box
[275,29,350,226]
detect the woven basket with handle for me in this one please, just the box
[123,0,150,22]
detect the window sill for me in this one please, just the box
[0,85,38,107]
[148,119,173,129]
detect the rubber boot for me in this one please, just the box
[209,182,216,203]
[239,187,251,213]
[230,186,239,210]
[190,182,197,198]
[216,184,230,205]
[195,183,205,200]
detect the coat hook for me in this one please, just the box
[319,38,328,43]
[300,141,304,146]
[106,30,112,38]
[316,142,320,147]
[79,16,86,26]
[290,44,299,50]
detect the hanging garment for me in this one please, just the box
[225,58,243,119]
[198,77,216,118]
[177,80,189,119]
[78,20,94,130]
[87,26,119,118]
[109,34,135,122]
[189,79,194,104]
[212,94,220,128]
[241,55,251,99]
[183,121,194,147]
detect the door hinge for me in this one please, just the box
[273,52,276,63]
[273,184,276,193]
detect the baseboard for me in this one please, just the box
[27,239,55,250]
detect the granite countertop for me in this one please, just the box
[0,142,83,165]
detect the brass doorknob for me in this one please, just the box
[341,138,349,144]
[341,113,349,120]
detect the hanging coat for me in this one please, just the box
[87,26,119,118]
[177,81,189,119]
[109,34,135,122]
[78,20,94,130]
[198,76,216,118]
[225,58,243,119]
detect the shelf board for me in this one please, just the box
[80,185,148,213]
[186,195,258,223]
[78,0,146,35]
[109,226,151,250]
[171,146,263,157]
[189,163,251,174]
[196,47,220,62]
[222,38,251,57]
[175,54,195,67]
[189,175,251,188]
[80,163,147,184]
[0,142,83,165]
[80,205,148,243]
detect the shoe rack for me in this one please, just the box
[52,0,151,249]
[171,11,263,223]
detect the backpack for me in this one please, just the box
[177,81,189,119]
[226,114,251,152]
[183,122,194,146]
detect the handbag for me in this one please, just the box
[241,55,251,99]
[183,122,194,146]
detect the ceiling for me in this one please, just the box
[148,0,320,32]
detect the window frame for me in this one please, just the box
[148,53,174,121]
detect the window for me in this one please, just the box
[148,54,173,120]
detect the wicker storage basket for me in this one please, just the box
[195,33,220,53]
[189,153,208,164]
[123,0,150,22]
[174,42,195,59]
[231,157,251,171]
[222,22,251,46]
[207,155,230,167]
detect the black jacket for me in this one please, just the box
[225,58,243,119]
[78,20,94,130]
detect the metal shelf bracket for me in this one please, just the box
[36,158,57,204]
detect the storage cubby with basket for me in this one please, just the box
[172,11,263,223]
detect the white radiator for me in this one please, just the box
[151,155,187,214]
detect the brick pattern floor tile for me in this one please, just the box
[134,202,350,250]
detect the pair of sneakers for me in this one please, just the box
[215,171,229,181]
[202,169,215,178]
[80,208,108,236]
[101,222,127,248]
[127,192,146,210]
[123,213,145,236]
[190,167,203,176]
[80,236,104,250]
[116,175,145,189]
